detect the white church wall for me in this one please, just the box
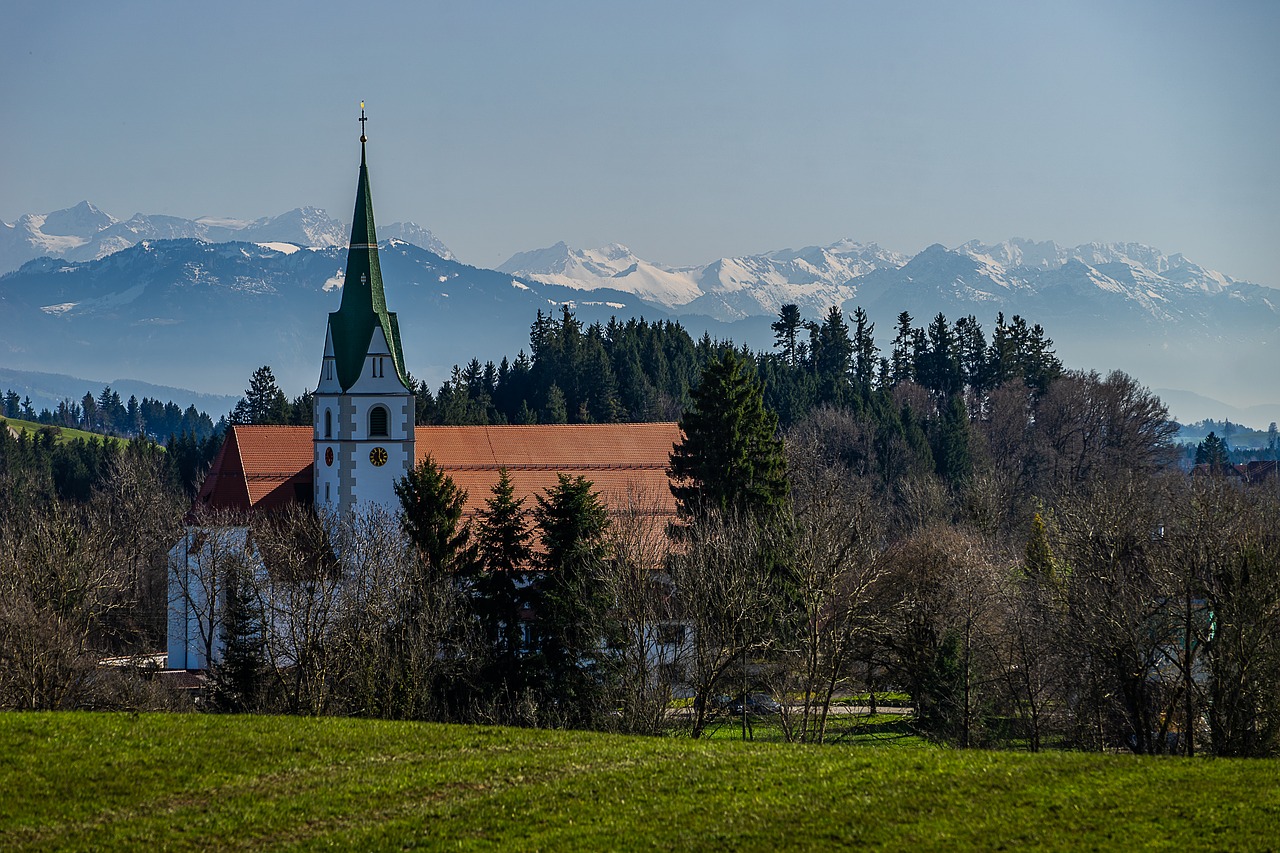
[167,526,251,671]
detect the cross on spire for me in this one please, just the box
[359,101,368,142]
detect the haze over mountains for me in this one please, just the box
[1,202,1276,425]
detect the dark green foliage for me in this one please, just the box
[211,564,265,713]
[2,385,216,441]
[418,308,716,426]
[1194,431,1231,470]
[932,394,972,488]
[472,469,533,693]
[770,303,805,366]
[231,366,291,425]
[851,306,878,391]
[809,306,854,407]
[165,431,223,498]
[669,352,788,520]
[530,474,612,725]
[394,455,475,583]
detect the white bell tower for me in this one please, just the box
[314,106,415,515]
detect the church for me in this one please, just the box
[167,113,681,670]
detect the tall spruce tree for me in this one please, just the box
[395,455,475,584]
[211,562,264,713]
[771,303,804,367]
[473,468,533,681]
[669,351,788,520]
[530,473,612,724]
[232,366,290,425]
[851,306,879,391]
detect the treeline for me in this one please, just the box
[180,345,1280,757]
[0,434,186,710]
[407,305,1062,434]
[0,420,221,504]
[2,386,217,442]
[8,301,1279,759]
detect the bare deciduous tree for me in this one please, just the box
[773,423,889,743]
[600,487,679,734]
[668,511,776,738]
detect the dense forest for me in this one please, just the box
[2,386,218,442]
[2,303,1278,758]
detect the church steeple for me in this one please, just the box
[328,105,410,392]
[314,104,416,516]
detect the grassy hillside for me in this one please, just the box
[3,713,1278,850]
[0,416,128,447]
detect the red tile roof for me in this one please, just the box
[197,422,681,518]
[196,425,314,514]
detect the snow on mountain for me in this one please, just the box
[39,201,116,238]
[498,242,701,307]
[235,207,348,247]
[958,239,1238,298]
[0,229,1274,411]
[379,221,454,260]
[500,239,906,319]
[0,237,664,396]
[0,203,452,273]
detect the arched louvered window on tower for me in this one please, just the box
[368,405,389,438]
[325,409,332,439]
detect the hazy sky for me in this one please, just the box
[4,1,1278,285]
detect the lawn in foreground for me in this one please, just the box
[2,712,1278,850]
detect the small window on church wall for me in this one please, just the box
[325,409,332,439]
[369,405,389,437]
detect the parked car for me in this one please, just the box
[729,693,780,716]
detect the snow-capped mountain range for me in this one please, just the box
[0,201,452,273]
[500,236,1264,328]
[0,201,1275,415]
[498,238,907,319]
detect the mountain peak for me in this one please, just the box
[0,203,454,274]
[39,201,116,238]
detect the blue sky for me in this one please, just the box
[3,1,1278,284]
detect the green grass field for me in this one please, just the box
[3,713,1278,850]
[0,417,127,447]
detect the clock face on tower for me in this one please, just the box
[369,446,388,467]
[325,447,334,466]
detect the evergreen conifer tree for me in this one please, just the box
[530,474,612,724]
[771,304,804,367]
[211,562,264,713]
[395,455,475,585]
[473,468,533,685]
[669,351,788,520]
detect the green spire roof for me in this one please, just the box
[328,138,410,392]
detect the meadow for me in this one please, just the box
[0,417,128,447]
[3,712,1278,850]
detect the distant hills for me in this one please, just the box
[0,367,239,421]
[1,202,1276,424]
